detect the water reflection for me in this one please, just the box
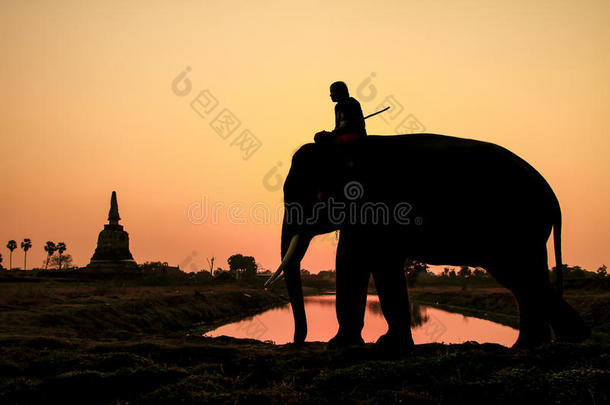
[204,295,518,346]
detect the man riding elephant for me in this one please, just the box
[315,81,367,145]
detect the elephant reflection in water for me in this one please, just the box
[367,300,429,328]
[269,134,590,349]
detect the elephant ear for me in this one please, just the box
[299,141,368,202]
[336,148,368,194]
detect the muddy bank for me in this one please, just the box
[1,335,608,404]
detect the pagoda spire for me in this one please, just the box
[108,191,121,225]
[87,190,137,271]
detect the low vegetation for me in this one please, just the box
[0,268,608,403]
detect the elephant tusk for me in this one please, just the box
[265,234,300,287]
[266,273,285,287]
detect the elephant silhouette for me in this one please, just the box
[269,133,590,348]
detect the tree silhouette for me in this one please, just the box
[472,268,486,278]
[457,266,472,278]
[44,241,57,270]
[207,257,215,273]
[404,258,428,287]
[228,254,258,280]
[56,242,66,270]
[50,254,72,269]
[20,239,32,270]
[0,253,3,269]
[6,240,17,270]
[458,266,472,290]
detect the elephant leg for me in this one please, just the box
[329,230,371,347]
[512,286,552,348]
[371,241,414,347]
[548,295,590,343]
[487,247,553,348]
[544,268,590,342]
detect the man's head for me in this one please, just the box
[330,81,349,102]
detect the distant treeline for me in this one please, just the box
[1,258,607,291]
[298,263,610,291]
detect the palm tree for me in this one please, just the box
[44,241,57,270]
[6,240,17,270]
[21,238,32,270]
[56,242,66,270]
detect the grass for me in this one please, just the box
[0,278,608,404]
[0,282,289,339]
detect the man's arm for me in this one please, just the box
[314,104,341,143]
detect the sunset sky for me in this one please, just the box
[1,0,609,273]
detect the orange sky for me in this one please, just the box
[1,0,609,273]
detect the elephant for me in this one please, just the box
[268,133,590,349]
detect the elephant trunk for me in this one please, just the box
[280,221,312,345]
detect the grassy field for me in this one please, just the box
[0,277,608,404]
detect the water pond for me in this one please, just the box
[204,295,518,346]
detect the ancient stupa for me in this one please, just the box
[86,191,138,271]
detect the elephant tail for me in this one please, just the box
[553,202,563,298]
